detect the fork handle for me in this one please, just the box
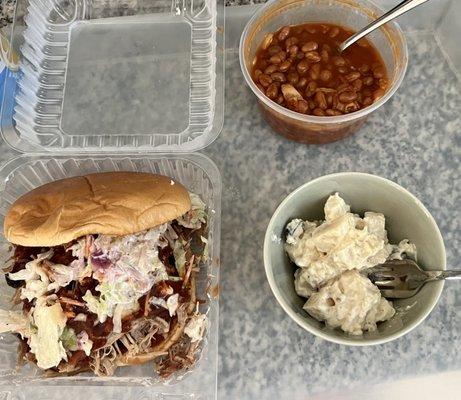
[338,0,430,52]
[425,270,461,281]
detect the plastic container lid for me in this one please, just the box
[0,0,224,153]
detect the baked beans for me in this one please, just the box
[251,23,389,116]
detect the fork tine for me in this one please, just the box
[368,259,429,299]
[369,267,409,279]
[373,280,399,287]
[379,288,420,299]
[372,271,400,279]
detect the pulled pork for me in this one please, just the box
[2,203,210,378]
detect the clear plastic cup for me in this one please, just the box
[239,0,408,144]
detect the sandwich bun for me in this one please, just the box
[4,172,191,247]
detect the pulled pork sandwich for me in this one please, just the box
[0,172,209,377]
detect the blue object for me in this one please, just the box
[0,63,17,130]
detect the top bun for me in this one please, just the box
[4,172,191,247]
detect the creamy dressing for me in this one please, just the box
[305,270,395,335]
[82,224,169,332]
[285,194,391,294]
[29,302,67,369]
[285,193,416,335]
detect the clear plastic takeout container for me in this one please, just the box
[0,0,224,398]
[0,153,221,399]
[239,0,408,144]
[1,0,224,152]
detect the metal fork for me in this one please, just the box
[338,0,430,53]
[367,259,461,299]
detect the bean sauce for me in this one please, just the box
[252,23,388,116]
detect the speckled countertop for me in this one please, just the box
[0,0,262,27]
[0,3,460,400]
[207,32,460,399]
[0,0,261,26]
[0,0,15,28]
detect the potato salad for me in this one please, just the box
[285,193,416,335]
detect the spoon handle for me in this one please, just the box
[425,270,461,281]
[339,0,430,52]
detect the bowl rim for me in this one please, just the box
[239,0,409,124]
[263,172,446,346]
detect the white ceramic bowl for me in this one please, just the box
[264,172,446,345]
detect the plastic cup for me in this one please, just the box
[239,0,408,144]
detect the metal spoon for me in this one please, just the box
[338,0,430,53]
[367,259,461,299]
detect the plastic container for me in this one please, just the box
[239,0,408,144]
[436,0,461,81]
[0,153,221,399]
[0,1,224,398]
[0,0,224,152]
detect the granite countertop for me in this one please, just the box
[0,0,263,28]
[0,0,263,27]
[0,0,15,28]
[205,29,460,399]
[0,3,459,400]
[225,0,266,5]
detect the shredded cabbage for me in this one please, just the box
[77,331,93,356]
[8,251,58,301]
[29,302,67,369]
[0,309,30,337]
[83,226,170,332]
[59,327,93,356]
[5,251,73,369]
[150,296,168,309]
[90,225,168,285]
[69,238,86,259]
[200,236,209,260]
[49,261,92,287]
[150,294,179,317]
[8,249,92,302]
[83,281,140,333]
[184,314,207,342]
[167,294,179,317]
[73,313,87,322]
[177,193,207,229]
[61,326,78,351]
[173,240,187,278]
